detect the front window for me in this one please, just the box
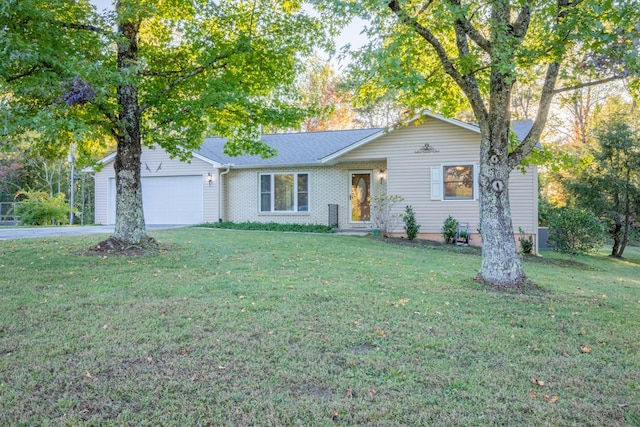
[443,165,474,200]
[260,173,309,212]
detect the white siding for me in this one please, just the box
[94,145,218,225]
[339,117,538,239]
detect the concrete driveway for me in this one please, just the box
[0,225,186,240]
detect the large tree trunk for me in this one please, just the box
[476,133,527,286]
[112,15,147,245]
[611,222,622,257]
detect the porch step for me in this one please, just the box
[335,228,372,236]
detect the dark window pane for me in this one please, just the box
[260,175,271,192]
[443,165,473,199]
[260,175,271,211]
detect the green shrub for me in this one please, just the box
[402,205,420,240]
[518,227,534,255]
[198,221,334,233]
[14,190,70,225]
[548,207,605,261]
[442,215,458,244]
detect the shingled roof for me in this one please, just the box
[194,115,534,167]
[195,128,383,167]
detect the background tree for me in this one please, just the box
[548,206,605,262]
[298,57,356,131]
[353,89,410,128]
[313,0,640,287]
[1,0,322,247]
[565,118,640,257]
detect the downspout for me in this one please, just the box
[217,164,232,222]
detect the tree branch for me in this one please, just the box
[55,21,112,37]
[388,0,488,121]
[508,0,588,167]
[139,55,230,113]
[446,0,492,53]
[452,22,489,122]
[95,102,119,130]
[508,61,561,168]
[553,75,627,94]
[510,3,531,40]
[5,65,41,83]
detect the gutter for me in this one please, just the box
[217,164,232,222]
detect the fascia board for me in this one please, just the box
[219,162,322,170]
[192,152,222,168]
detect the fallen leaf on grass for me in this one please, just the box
[531,377,545,387]
[374,328,386,338]
[543,394,559,403]
[179,348,189,355]
[580,345,592,353]
[529,390,538,398]
[368,387,376,397]
[346,387,353,398]
[84,371,93,380]
[389,298,409,307]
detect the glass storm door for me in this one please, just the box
[350,172,372,222]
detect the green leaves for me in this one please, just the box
[2,1,327,162]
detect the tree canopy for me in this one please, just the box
[1,0,324,245]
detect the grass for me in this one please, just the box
[1,228,639,426]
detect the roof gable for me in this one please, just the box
[320,111,533,164]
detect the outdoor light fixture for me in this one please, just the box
[379,169,386,183]
[207,172,213,186]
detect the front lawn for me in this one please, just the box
[1,228,639,426]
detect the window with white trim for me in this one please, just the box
[431,164,478,201]
[260,173,309,212]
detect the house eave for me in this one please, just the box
[411,110,481,135]
[192,152,222,168]
[220,161,322,170]
[319,129,388,165]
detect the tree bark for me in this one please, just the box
[112,15,147,245]
[611,221,622,257]
[477,134,527,286]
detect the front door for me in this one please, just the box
[350,171,372,222]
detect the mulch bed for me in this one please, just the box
[82,236,167,257]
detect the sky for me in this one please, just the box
[88,0,367,72]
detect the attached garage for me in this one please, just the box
[93,145,219,226]
[108,176,204,225]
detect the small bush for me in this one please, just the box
[442,215,458,244]
[402,205,420,240]
[370,193,404,235]
[518,227,534,255]
[14,190,69,225]
[548,207,605,261]
[198,221,334,233]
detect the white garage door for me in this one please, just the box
[108,176,204,225]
